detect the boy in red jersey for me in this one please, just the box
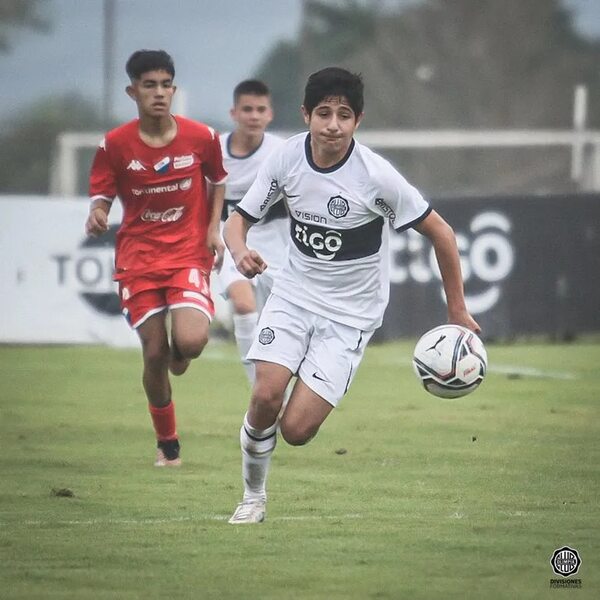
[86,50,227,467]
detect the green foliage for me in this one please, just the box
[0,0,50,52]
[0,94,105,194]
[0,340,599,599]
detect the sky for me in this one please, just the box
[1,0,600,129]
[0,0,303,128]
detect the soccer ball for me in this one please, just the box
[412,325,487,399]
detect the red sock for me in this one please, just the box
[149,401,178,441]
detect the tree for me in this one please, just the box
[0,0,50,52]
[0,94,105,194]
[254,0,600,195]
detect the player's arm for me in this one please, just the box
[414,210,481,333]
[206,182,226,270]
[87,136,116,237]
[85,197,112,237]
[223,210,267,278]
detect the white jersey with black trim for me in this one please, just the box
[236,132,431,331]
[220,131,288,271]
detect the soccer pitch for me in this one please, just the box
[1,340,599,599]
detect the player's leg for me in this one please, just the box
[278,379,334,446]
[135,309,182,467]
[229,360,293,524]
[166,268,214,376]
[229,295,309,524]
[281,316,375,445]
[220,246,259,383]
[228,279,258,383]
[169,307,210,375]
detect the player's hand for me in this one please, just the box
[448,309,481,335]
[85,207,109,237]
[234,248,267,279]
[206,229,225,271]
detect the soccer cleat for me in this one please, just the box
[228,499,266,524]
[154,439,182,467]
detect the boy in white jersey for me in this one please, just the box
[216,80,287,383]
[224,67,480,524]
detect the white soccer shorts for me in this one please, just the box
[247,294,374,407]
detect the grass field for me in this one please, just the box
[1,339,599,599]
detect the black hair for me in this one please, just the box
[233,79,271,103]
[303,67,364,117]
[125,50,175,80]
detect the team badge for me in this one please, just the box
[327,195,350,219]
[174,154,194,169]
[153,157,171,173]
[258,327,275,345]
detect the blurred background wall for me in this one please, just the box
[1,0,600,344]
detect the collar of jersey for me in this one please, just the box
[226,132,265,160]
[305,133,355,173]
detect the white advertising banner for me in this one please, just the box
[0,196,139,347]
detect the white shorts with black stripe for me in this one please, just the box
[247,294,374,407]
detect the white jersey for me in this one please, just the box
[236,133,431,331]
[220,132,288,272]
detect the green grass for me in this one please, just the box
[1,340,599,599]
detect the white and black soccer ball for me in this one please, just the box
[412,325,487,399]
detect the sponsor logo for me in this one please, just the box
[327,195,350,218]
[52,225,121,316]
[389,211,515,315]
[259,179,279,212]
[550,547,581,577]
[153,156,171,172]
[258,327,275,345]
[375,197,397,222]
[131,179,192,196]
[127,159,146,171]
[174,154,194,169]
[312,371,328,382]
[295,210,327,224]
[141,206,185,223]
[294,223,343,261]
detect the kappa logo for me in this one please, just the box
[327,195,350,219]
[127,159,146,171]
[154,157,171,173]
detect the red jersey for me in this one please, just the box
[89,116,227,279]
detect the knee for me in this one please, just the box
[232,298,256,315]
[251,382,284,418]
[175,331,209,359]
[280,420,318,447]
[142,340,170,369]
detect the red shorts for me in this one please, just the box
[118,268,214,329]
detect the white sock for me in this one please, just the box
[240,413,277,502]
[233,312,258,384]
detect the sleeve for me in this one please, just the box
[88,137,117,203]
[235,150,283,224]
[202,129,228,185]
[370,159,431,232]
